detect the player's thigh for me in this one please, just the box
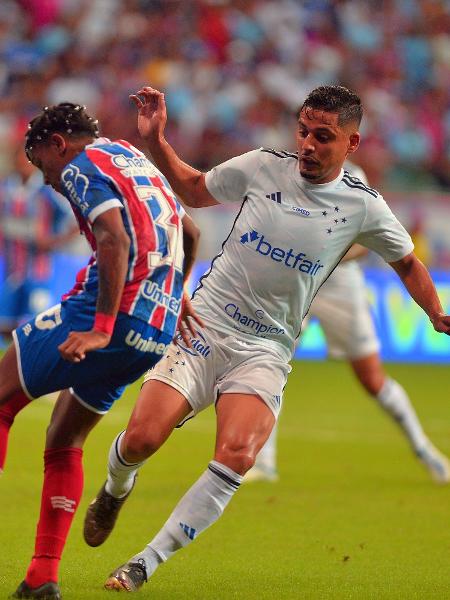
[311,293,379,360]
[13,302,86,398]
[13,301,171,411]
[144,330,219,418]
[215,392,276,458]
[217,343,290,418]
[125,379,192,450]
[71,316,174,414]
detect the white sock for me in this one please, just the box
[131,460,243,577]
[105,431,144,498]
[375,377,427,451]
[254,423,277,471]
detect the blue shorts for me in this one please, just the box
[13,294,173,414]
[0,276,52,330]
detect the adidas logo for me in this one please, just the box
[179,522,197,540]
[266,191,281,203]
[50,495,76,513]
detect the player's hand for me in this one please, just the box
[129,86,167,143]
[175,293,205,348]
[58,330,111,363]
[430,314,450,335]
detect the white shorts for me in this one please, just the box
[143,326,291,420]
[306,288,380,360]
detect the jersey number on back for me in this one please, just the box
[145,186,183,272]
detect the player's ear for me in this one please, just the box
[347,131,360,155]
[50,133,67,155]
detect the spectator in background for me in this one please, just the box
[0,0,449,194]
[409,211,432,267]
[0,143,79,339]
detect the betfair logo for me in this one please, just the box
[240,230,324,276]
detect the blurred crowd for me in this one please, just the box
[1,0,450,191]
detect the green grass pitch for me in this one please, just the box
[1,360,449,599]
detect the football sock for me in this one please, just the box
[254,423,277,471]
[105,431,144,498]
[25,447,83,588]
[375,377,427,451]
[0,391,32,470]
[132,460,243,577]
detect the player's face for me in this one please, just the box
[29,137,72,193]
[30,146,64,192]
[296,108,360,184]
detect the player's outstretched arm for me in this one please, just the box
[58,208,130,362]
[390,252,450,335]
[130,86,218,209]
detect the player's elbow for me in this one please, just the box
[180,174,217,208]
[389,251,417,278]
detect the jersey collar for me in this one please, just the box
[296,167,344,191]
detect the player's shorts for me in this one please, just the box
[13,294,172,414]
[143,325,291,420]
[0,276,52,331]
[306,288,380,360]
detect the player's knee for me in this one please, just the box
[122,426,165,462]
[215,442,256,475]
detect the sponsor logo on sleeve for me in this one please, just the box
[61,165,90,211]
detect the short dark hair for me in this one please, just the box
[25,102,100,159]
[299,85,363,127]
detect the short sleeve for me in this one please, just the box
[60,163,122,224]
[176,200,185,219]
[354,194,414,263]
[205,149,262,204]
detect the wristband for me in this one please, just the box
[93,312,116,336]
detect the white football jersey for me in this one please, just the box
[319,160,370,296]
[193,149,413,361]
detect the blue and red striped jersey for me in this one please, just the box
[59,138,185,337]
[0,171,73,280]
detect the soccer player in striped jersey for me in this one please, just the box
[247,161,450,485]
[85,85,450,593]
[0,102,201,600]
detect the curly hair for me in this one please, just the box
[299,85,363,127]
[25,102,100,159]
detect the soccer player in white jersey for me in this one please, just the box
[83,85,450,593]
[247,161,450,484]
